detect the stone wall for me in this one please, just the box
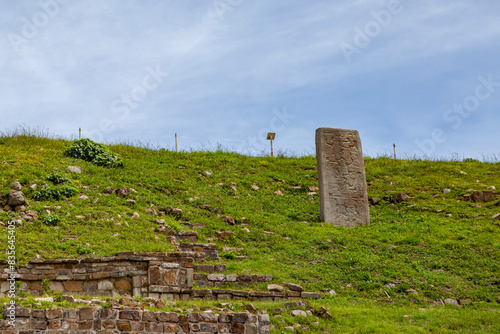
[177,243,219,262]
[0,252,193,299]
[0,306,270,333]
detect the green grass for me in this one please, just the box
[0,131,499,333]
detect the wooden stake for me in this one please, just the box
[393,144,397,161]
[270,139,274,157]
[175,133,178,153]
[79,127,81,140]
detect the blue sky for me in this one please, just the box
[1,0,500,158]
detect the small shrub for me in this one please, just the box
[42,214,61,226]
[64,138,123,168]
[47,172,69,184]
[76,244,93,255]
[32,185,77,200]
[463,158,480,163]
[42,279,51,294]
[221,251,236,260]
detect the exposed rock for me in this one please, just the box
[14,205,26,212]
[285,302,306,309]
[127,199,136,205]
[204,170,213,176]
[223,216,235,225]
[267,284,284,292]
[442,188,451,194]
[67,166,82,173]
[78,195,89,200]
[286,283,304,292]
[8,190,25,206]
[246,303,258,314]
[369,197,379,205]
[472,190,495,203]
[29,184,37,190]
[274,190,284,196]
[405,289,418,295]
[165,206,183,217]
[328,289,337,296]
[9,181,22,191]
[145,208,158,217]
[217,231,234,240]
[393,192,411,203]
[443,298,459,306]
[251,185,260,190]
[131,212,140,219]
[290,310,307,317]
[487,186,496,190]
[492,213,500,220]
[116,187,131,197]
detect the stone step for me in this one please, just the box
[194,264,227,273]
[193,289,322,301]
[168,230,198,243]
[177,243,219,262]
[194,273,272,288]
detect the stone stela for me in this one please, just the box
[315,128,370,226]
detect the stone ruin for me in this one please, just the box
[315,128,370,226]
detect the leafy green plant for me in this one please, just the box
[76,243,93,255]
[42,279,51,294]
[463,158,480,163]
[47,172,69,184]
[42,214,61,226]
[64,138,123,168]
[32,185,77,200]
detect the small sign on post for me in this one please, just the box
[267,132,276,157]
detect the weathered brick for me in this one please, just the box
[60,320,78,330]
[46,309,63,320]
[163,269,179,285]
[63,281,83,292]
[231,322,245,334]
[101,319,116,329]
[97,308,117,320]
[14,318,29,329]
[31,319,48,330]
[79,307,95,321]
[130,320,144,331]
[114,278,132,291]
[232,313,249,323]
[116,320,131,331]
[78,320,93,329]
[156,312,179,322]
[142,311,156,322]
[48,320,61,329]
[149,266,161,285]
[151,322,163,332]
[14,307,30,317]
[63,309,78,319]
[119,310,141,321]
[189,312,219,323]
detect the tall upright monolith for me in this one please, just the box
[315,128,370,226]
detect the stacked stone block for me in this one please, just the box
[0,252,193,299]
[0,306,271,334]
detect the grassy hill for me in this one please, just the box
[1,131,499,333]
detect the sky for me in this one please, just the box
[1,0,500,159]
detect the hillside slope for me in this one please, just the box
[1,134,500,332]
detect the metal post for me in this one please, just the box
[79,127,81,140]
[270,140,274,157]
[175,133,178,153]
[393,144,397,161]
